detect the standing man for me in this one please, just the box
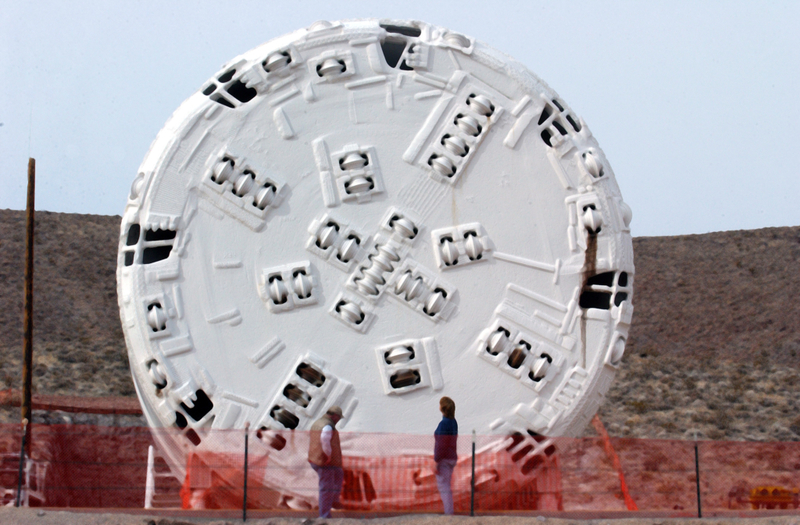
[433,396,458,515]
[308,405,344,518]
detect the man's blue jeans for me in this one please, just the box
[436,459,457,514]
[310,463,343,518]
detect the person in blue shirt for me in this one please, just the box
[433,396,458,514]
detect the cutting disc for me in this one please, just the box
[117,19,634,466]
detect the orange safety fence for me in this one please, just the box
[1,423,799,515]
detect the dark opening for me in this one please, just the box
[579,290,611,310]
[218,69,236,83]
[521,454,544,475]
[618,272,628,287]
[566,114,582,132]
[380,24,421,37]
[180,390,214,422]
[124,252,134,266]
[399,60,413,71]
[540,129,553,147]
[362,472,377,502]
[380,39,407,68]
[175,411,188,429]
[527,430,547,443]
[145,229,177,241]
[507,341,531,369]
[538,104,553,125]
[202,84,216,96]
[226,80,257,103]
[142,245,173,264]
[544,444,557,456]
[412,470,423,486]
[511,444,533,462]
[390,369,421,389]
[296,363,326,387]
[552,120,568,136]
[125,224,140,246]
[270,434,287,451]
[256,426,288,451]
[586,271,615,287]
[614,292,628,306]
[342,469,362,501]
[185,429,202,446]
[283,384,311,407]
[210,94,235,108]
[506,432,524,451]
[552,99,565,112]
[270,406,299,429]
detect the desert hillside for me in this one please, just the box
[0,209,798,441]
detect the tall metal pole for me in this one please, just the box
[22,158,35,458]
[694,441,702,518]
[470,430,475,516]
[15,419,28,507]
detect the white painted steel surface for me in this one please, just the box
[117,19,634,475]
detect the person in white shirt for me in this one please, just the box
[307,405,344,518]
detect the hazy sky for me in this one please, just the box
[2,1,798,237]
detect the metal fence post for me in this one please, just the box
[470,430,475,516]
[694,440,702,518]
[243,423,249,522]
[144,445,155,509]
[15,419,28,507]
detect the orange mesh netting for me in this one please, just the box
[1,423,799,515]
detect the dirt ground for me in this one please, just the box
[2,508,800,525]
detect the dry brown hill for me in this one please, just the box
[0,209,798,440]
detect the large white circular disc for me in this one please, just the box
[117,19,634,458]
